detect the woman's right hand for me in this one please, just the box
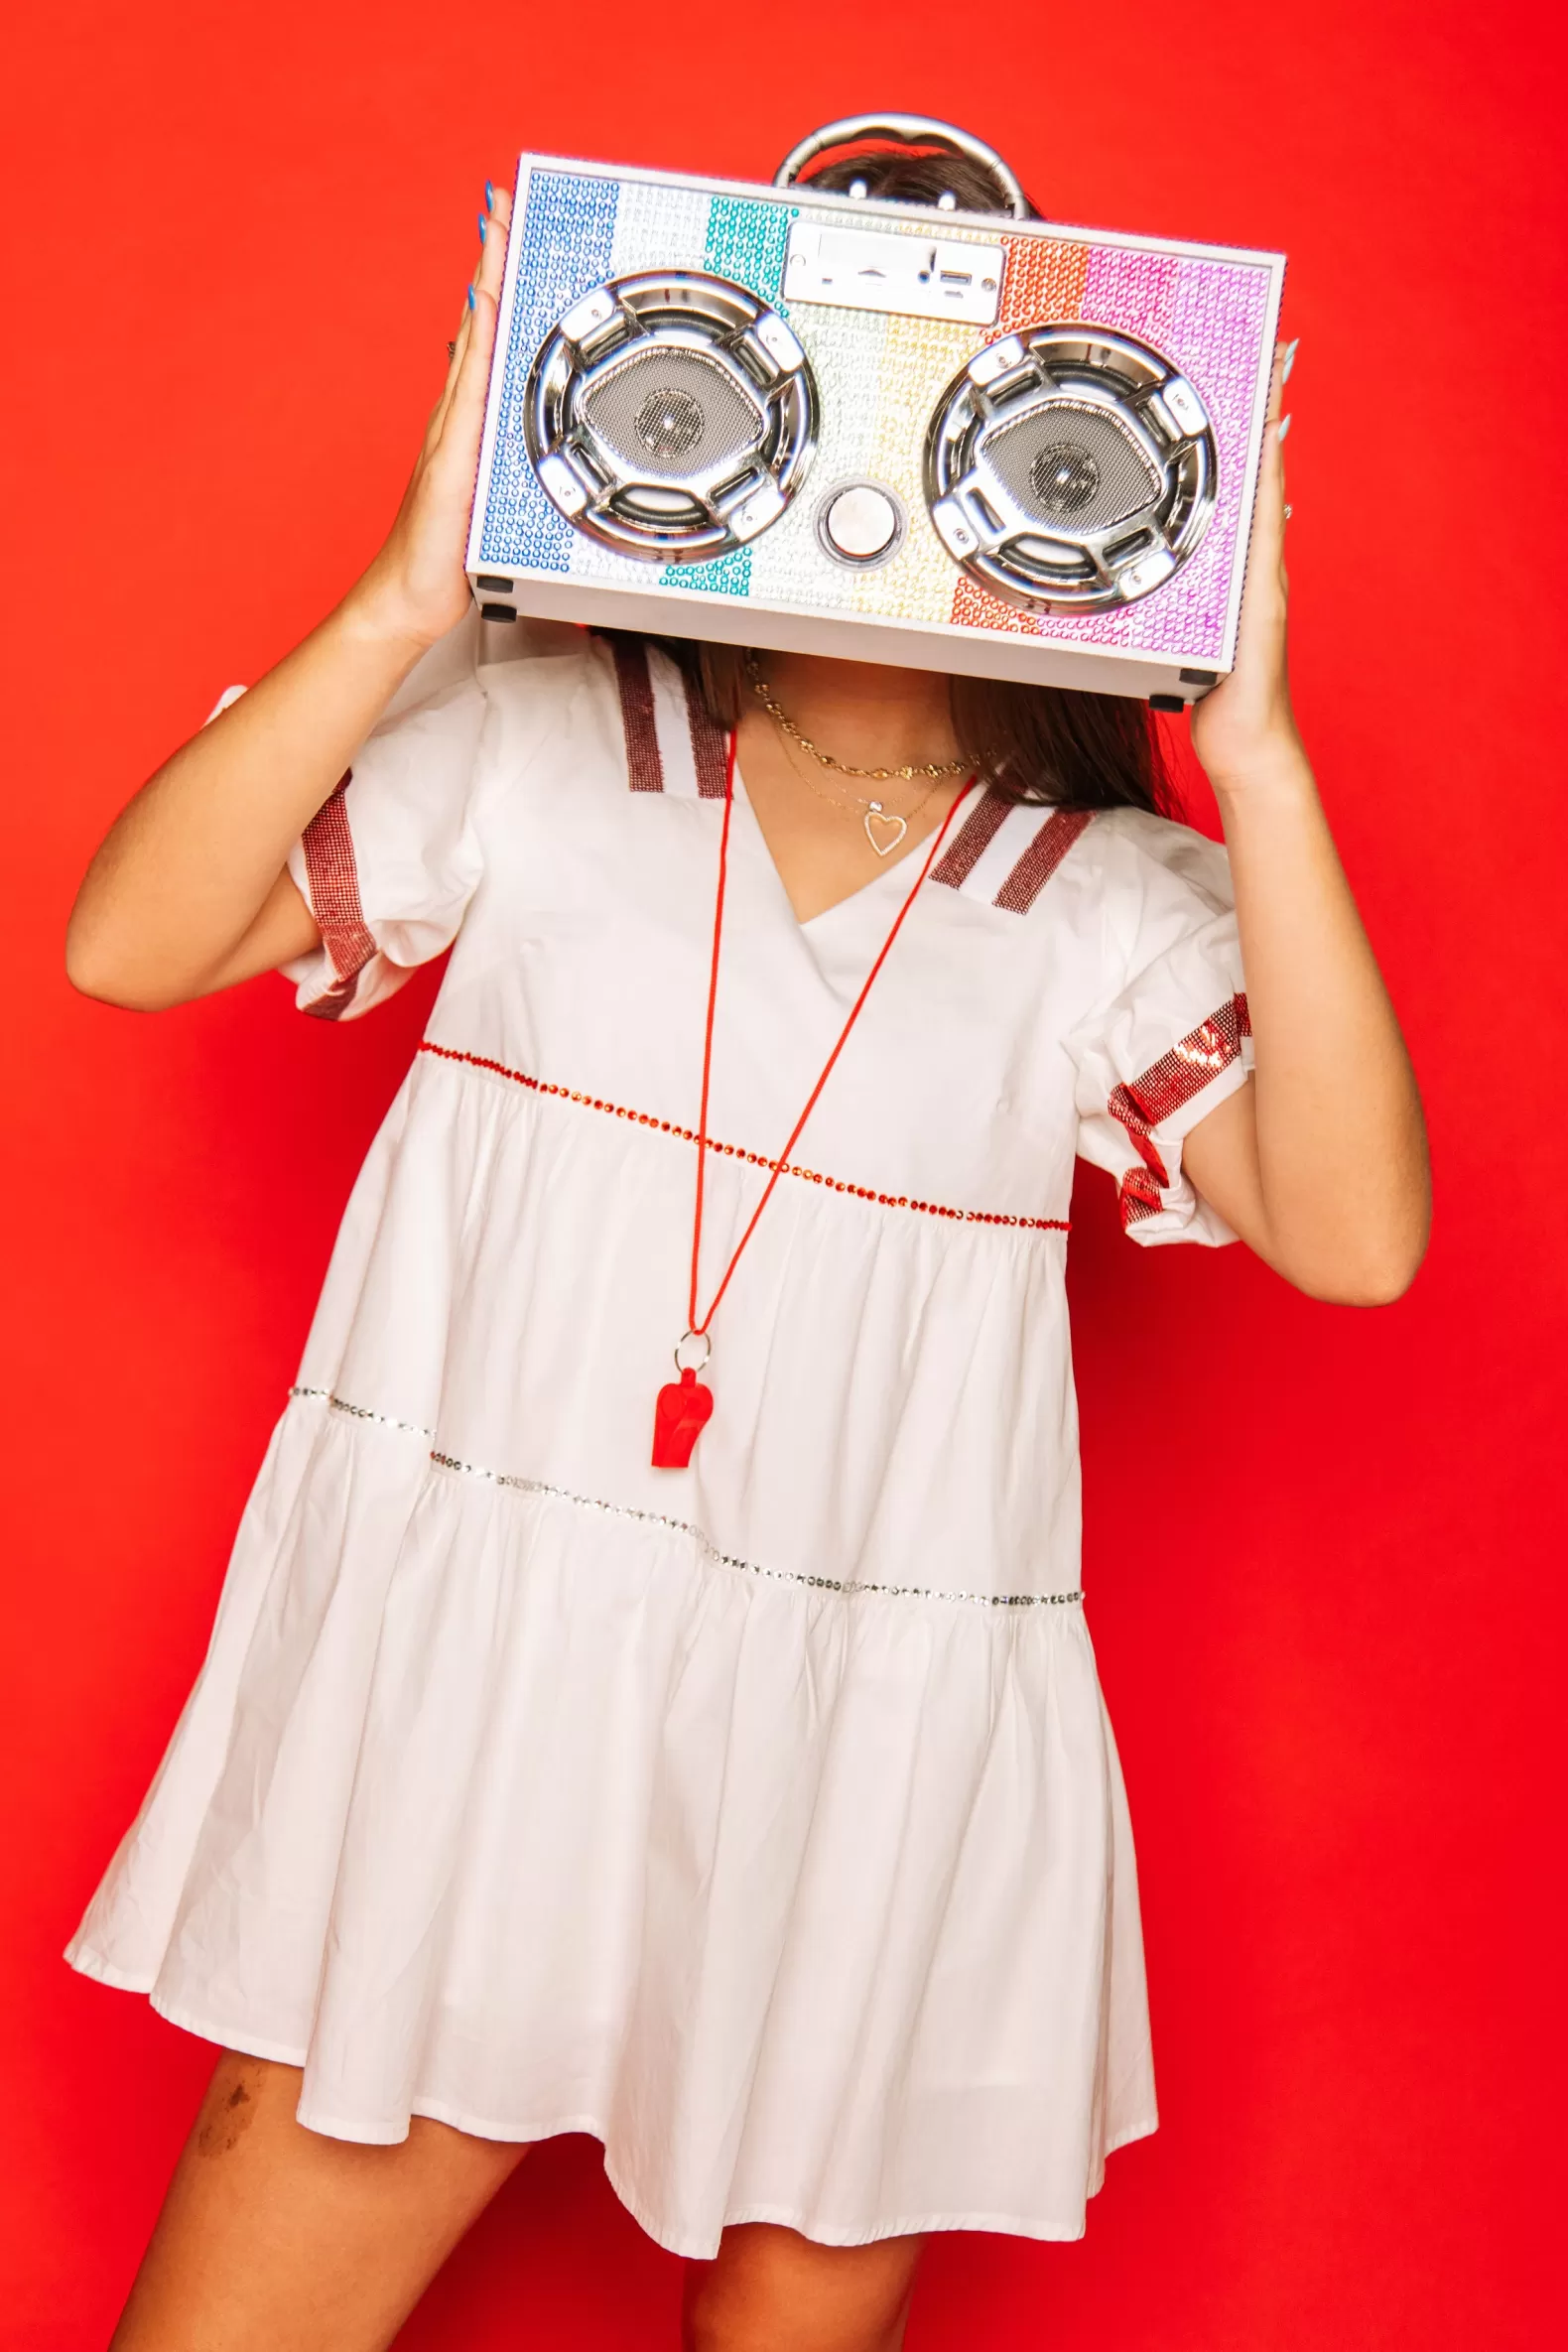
[349,182,513,654]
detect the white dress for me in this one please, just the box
[67,615,1253,2258]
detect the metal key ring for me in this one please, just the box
[674,1330,713,1374]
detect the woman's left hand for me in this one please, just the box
[1190,345,1298,792]
[1177,335,1431,1305]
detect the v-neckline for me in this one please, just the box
[731,759,976,936]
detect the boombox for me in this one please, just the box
[466,117,1285,708]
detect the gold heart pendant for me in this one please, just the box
[863,803,908,857]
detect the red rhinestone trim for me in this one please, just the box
[300,770,375,1020]
[686,668,730,800]
[611,639,663,794]
[930,785,1009,888]
[993,810,1093,912]
[419,1042,1069,1234]
[608,638,730,798]
[931,795,1093,911]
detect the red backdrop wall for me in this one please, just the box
[5,3,1563,2344]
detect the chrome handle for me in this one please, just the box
[772,114,1029,221]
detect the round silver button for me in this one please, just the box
[823,484,900,562]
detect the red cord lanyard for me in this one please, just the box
[651,735,977,1469]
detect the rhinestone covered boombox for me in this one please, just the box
[466,143,1284,705]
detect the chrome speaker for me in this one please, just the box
[924,327,1218,612]
[524,271,819,563]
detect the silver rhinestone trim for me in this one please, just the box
[287,1386,1081,1612]
[432,1449,1082,1609]
[291,1385,435,1440]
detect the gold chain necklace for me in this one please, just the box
[744,653,969,858]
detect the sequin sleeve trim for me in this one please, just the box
[297,772,377,1020]
[1108,992,1251,1228]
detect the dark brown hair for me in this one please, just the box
[649,140,1170,818]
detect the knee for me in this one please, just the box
[683,2223,923,2352]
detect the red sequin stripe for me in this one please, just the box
[611,638,663,793]
[300,772,376,1021]
[682,666,730,799]
[1117,1167,1165,1227]
[418,1042,1069,1234]
[993,810,1093,913]
[1109,993,1252,1208]
[930,786,1010,888]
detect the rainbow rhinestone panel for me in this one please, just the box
[477,167,1277,664]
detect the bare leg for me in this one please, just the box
[683,2222,926,2352]
[111,2050,530,2352]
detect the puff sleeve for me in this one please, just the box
[1066,811,1253,1246]
[280,623,492,1021]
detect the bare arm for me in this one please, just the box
[65,187,513,1011]
[1180,351,1430,1305]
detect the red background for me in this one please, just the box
[4,3,1563,2344]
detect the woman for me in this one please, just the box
[65,139,1429,2352]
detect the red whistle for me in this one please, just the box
[651,1367,714,1469]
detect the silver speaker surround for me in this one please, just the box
[524,270,819,563]
[924,326,1219,612]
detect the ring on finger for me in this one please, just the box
[1283,503,1293,520]
[447,340,457,360]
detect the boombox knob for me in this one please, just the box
[822,484,900,562]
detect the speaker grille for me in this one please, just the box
[983,406,1160,534]
[583,348,764,479]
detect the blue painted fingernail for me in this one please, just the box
[466,283,476,312]
[485,180,495,212]
[1277,412,1292,441]
[477,214,487,243]
[1282,336,1299,381]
